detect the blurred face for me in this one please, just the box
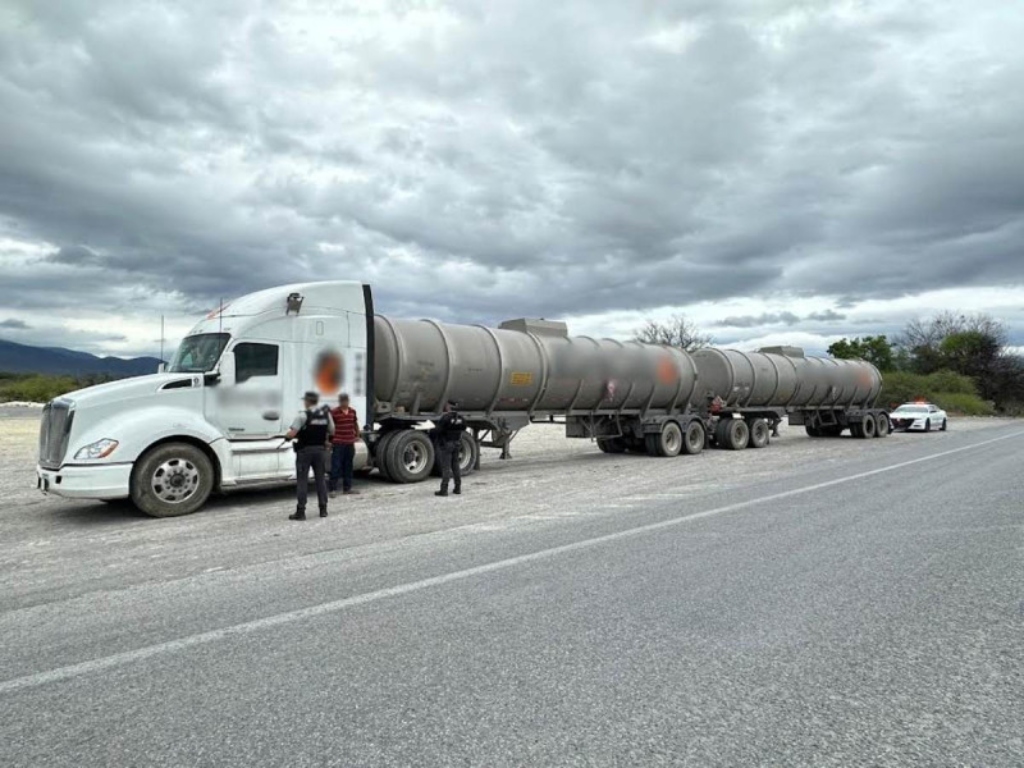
[303,398,317,409]
[339,397,349,408]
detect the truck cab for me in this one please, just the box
[36,281,373,517]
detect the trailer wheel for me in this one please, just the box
[858,414,876,439]
[748,419,770,449]
[717,419,749,450]
[374,431,401,481]
[457,432,478,476]
[805,424,822,438]
[681,421,705,455]
[385,430,435,483]
[596,437,628,454]
[130,442,214,518]
[645,421,683,457]
[874,413,889,438]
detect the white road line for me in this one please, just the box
[2,429,1021,695]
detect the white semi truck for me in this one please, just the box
[36,281,886,517]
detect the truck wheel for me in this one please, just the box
[597,437,628,454]
[645,421,683,457]
[374,431,401,481]
[747,419,770,449]
[386,430,435,483]
[681,421,705,455]
[874,413,889,438]
[722,419,750,450]
[457,432,478,476]
[130,442,214,518]
[805,424,822,438]
[858,414,876,439]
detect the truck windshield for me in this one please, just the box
[168,333,230,373]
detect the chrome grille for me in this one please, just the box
[38,400,74,469]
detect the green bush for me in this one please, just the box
[879,370,993,415]
[937,392,996,416]
[0,375,80,403]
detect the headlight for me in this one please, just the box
[74,439,119,460]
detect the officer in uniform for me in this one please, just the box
[432,400,467,497]
[285,391,334,520]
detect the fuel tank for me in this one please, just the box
[690,346,882,408]
[373,316,698,416]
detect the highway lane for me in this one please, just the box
[1,423,1023,766]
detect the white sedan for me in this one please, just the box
[889,403,948,432]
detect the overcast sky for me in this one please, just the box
[1,0,1023,358]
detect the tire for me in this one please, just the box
[850,423,863,439]
[721,419,750,450]
[457,431,478,476]
[805,424,822,438]
[824,425,845,438]
[874,413,889,438]
[386,430,435,483]
[624,437,647,454]
[130,442,214,518]
[940,419,948,432]
[748,418,770,449]
[681,421,705,455]
[858,414,876,439]
[646,421,683,457]
[924,419,931,433]
[597,437,628,454]
[374,431,400,481]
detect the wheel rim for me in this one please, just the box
[663,424,682,454]
[402,441,429,474]
[151,458,200,504]
[754,423,767,443]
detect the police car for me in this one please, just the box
[889,402,948,432]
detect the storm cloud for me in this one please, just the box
[1,0,1023,354]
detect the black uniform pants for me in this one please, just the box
[296,446,329,512]
[438,441,461,491]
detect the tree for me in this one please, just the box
[634,315,712,352]
[896,311,1023,409]
[827,335,896,371]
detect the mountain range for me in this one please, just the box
[0,338,162,377]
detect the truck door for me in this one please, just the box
[209,340,287,478]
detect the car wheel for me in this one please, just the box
[940,419,948,432]
[925,419,931,432]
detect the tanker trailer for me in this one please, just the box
[370,315,706,481]
[690,346,888,445]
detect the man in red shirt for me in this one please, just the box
[329,393,361,497]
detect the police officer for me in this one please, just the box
[432,400,467,497]
[285,391,334,520]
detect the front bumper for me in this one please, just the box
[891,419,925,431]
[36,463,132,500]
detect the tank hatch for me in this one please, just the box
[498,318,569,338]
[757,345,806,358]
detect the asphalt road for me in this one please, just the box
[1,420,1023,766]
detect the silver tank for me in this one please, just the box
[690,346,882,408]
[373,316,698,416]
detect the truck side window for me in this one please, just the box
[234,343,279,383]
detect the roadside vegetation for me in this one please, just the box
[0,373,115,404]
